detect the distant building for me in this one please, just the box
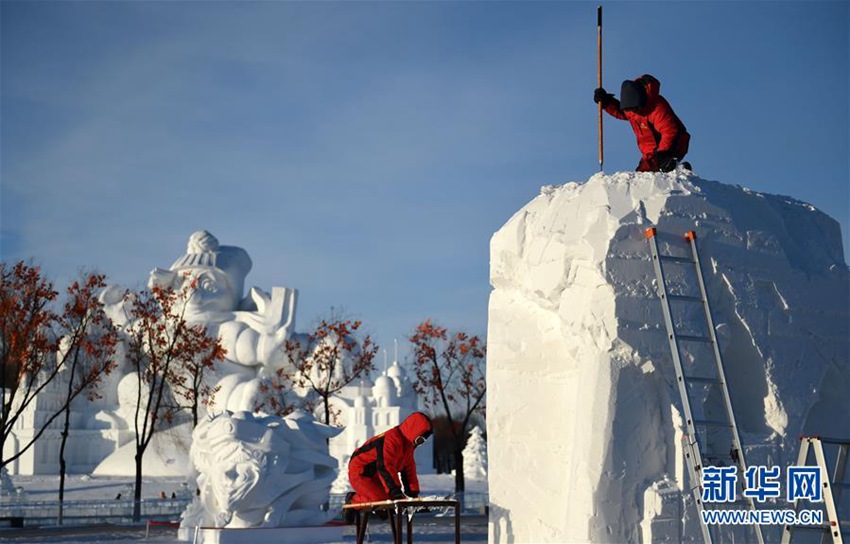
[2,378,65,474]
[2,368,132,474]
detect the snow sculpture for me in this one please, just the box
[487,171,849,543]
[88,231,302,477]
[147,230,298,413]
[102,230,298,417]
[462,426,487,481]
[180,410,341,529]
[8,229,428,480]
[330,457,352,494]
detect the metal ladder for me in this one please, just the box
[782,436,849,544]
[646,228,765,544]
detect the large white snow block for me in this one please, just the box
[487,172,849,543]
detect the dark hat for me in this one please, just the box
[620,79,647,111]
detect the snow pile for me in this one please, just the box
[486,171,849,543]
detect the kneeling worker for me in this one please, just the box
[344,412,433,522]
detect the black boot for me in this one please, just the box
[343,492,357,524]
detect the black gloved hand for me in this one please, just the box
[594,87,613,105]
[656,150,678,172]
[390,490,408,501]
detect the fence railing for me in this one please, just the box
[0,497,191,527]
[0,492,489,527]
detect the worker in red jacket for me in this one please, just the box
[594,74,690,172]
[344,412,432,520]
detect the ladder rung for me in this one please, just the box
[789,524,850,534]
[703,454,735,463]
[684,376,723,386]
[786,525,831,533]
[659,255,695,264]
[805,436,850,446]
[677,334,713,343]
[668,294,703,303]
[691,419,733,429]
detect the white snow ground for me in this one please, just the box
[0,521,489,544]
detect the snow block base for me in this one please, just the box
[487,171,850,543]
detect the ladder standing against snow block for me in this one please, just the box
[646,228,765,544]
[782,436,849,544]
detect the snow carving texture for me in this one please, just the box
[487,171,849,543]
[180,410,341,529]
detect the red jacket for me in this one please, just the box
[349,412,432,499]
[603,74,690,170]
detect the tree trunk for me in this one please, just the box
[57,409,71,526]
[0,375,7,468]
[58,453,66,524]
[454,446,465,493]
[324,396,331,426]
[133,451,144,522]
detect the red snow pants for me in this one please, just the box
[348,465,391,503]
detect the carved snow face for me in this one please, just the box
[210,451,264,512]
[194,417,270,522]
[179,267,238,315]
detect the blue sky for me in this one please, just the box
[2,1,848,364]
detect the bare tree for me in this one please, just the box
[122,278,224,521]
[253,364,301,417]
[284,319,378,426]
[55,273,119,524]
[167,331,225,428]
[0,262,117,482]
[409,319,486,494]
[0,261,58,471]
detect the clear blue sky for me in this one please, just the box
[2,1,848,363]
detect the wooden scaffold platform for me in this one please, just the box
[342,498,461,544]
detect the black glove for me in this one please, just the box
[594,87,613,106]
[390,490,408,500]
[407,491,419,499]
[656,150,677,172]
